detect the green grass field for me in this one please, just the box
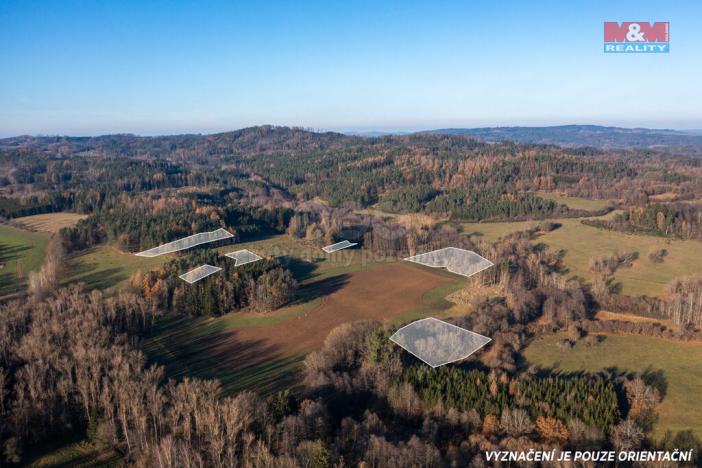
[63,245,166,291]
[144,311,309,395]
[524,333,702,439]
[1,216,167,296]
[0,224,49,297]
[463,216,702,297]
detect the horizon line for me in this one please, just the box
[2,122,702,140]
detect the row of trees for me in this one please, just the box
[61,203,291,253]
[584,203,702,240]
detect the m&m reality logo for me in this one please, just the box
[604,22,669,53]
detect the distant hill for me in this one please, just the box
[421,125,702,153]
[342,130,410,137]
[0,126,356,154]
[4,124,702,156]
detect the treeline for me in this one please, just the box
[583,203,702,240]
[241,132,642,214]
[592,272,702,328]
[426,189,560,221]
[0,193,75,218]
[61,202,291,253]
[135,250,296,316]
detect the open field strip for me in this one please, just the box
[0,223,49,297]
[13,212,87,233]
[63,245,167,291]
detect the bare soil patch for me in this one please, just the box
[215,263,451,368]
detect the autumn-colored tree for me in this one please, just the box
[624,377,661,425]
[28,236,64,300]
[482,414,500,435]
[535,416,570,443]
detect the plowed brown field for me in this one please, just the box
[217,263,450,366]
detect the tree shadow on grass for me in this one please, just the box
[0,243,33,262]
[0,271,23,296]
[277,254,320,282]
[63,259,127,290]
[642,367,668,398]
[293,273,350,305]
[146,319,304,395]
[62,247,131,290]
[0,244,35,295]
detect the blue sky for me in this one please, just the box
[1,0,700,136]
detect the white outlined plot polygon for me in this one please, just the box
[322,240,358,253]
[135,228,234,257]
[225,249,263,266]
[179,264,222,284]
[404,247,493,277]
[390,317,491,368]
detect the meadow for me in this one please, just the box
[3,212,166,295]
[13,212,88,233]
[63,245,167,291]
[462,216,702,297]
[0,224,49,297]
[524,333,702,439]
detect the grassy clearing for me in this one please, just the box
[59,233,398,295]
[63,245,166,291]
[463,217,702,297]
[524,333,702,439]
[0,224,49,297]
[354,207,400,218]
[537,192,611,211]
[27,443,120,468]
[14,212,87,233]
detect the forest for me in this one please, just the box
[1,126,702,465]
